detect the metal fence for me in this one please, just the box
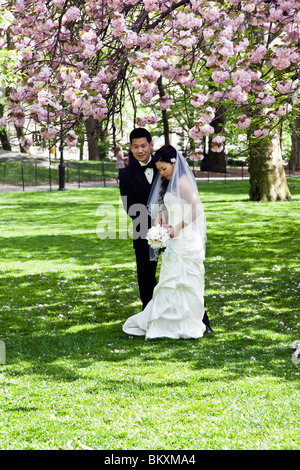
[0,158,293,191]
[0,159,119,190]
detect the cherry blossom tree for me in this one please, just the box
[0,0,299,200]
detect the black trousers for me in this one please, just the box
[134,249,211,328]
[135,249,158,310]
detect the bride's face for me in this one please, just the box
[156,160,175,180]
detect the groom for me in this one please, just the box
[119,127,214,333]
[119,127,158,310]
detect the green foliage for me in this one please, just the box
[0,8,21,91]
[0,181,299,450]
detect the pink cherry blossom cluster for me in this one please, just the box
[132,76,159,105]
[276,80,295,94]
[276,103,292,117]
[111,13,127,37]
[79,30,103,58]
[271,46,299,70]
[63,6,81,23]
[190,93,208,108]
[65,130,78,147]
[143,0,160,12]
[189,123,214,141]
[136,113,158,127]
[0,0,299,150]
[235,115,252,130]
[159,95,173,111]
[189,146,204,161]
[211,70,230,85]
[248,45,267,63]
[253,128,269,140]
[211,135,226,153]
[188,105,216,141]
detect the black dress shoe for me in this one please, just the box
[205,325,215,334]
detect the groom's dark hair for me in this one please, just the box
[130,127,152,144]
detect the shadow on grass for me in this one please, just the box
[2,272,298,385]
[0,183,299,387]
[0,233,123,265]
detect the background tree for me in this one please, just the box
[0,103,11,151]
[0,0,299,200]
[0,10,21,151]
[290,115,300,171]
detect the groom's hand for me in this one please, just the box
[168,225,178,238]
[169,221,185,238]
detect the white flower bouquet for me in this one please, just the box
[146,224,170,249]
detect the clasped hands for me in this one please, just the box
[154,212,183,239]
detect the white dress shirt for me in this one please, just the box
[140,156,154,184]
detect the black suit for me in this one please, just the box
[119,157,158,309]
[119,157,211,329]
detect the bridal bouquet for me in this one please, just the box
[146,224,170,249]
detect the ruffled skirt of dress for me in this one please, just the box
[122,228,206,340]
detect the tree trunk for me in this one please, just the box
[0,104,11,151]
[290,116,300,171]
[84,116,99,160]
[157,77,170,145]
[15,125,27,153]
[98,120,109,159]
[248,127,291,202]
[207,105,226,172]
[0,130,11,151]
[161,109,170,145]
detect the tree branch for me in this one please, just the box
[145,0,191,31]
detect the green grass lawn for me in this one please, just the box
[0,179,299,450]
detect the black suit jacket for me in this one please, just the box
[119,156,158,252]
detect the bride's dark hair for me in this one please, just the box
[154,144,177,163]
[154,145,177,200]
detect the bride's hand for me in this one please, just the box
[155,211,166,226]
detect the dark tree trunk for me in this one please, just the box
[85,116,99,160]
[0,129,11,151]
[157,77,170,145]
[15,125,27,153]
[0,104,11,151]
[207,105,226,172]
[290,116,300,171]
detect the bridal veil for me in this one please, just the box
[147,148,207,258]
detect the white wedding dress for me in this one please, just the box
[122,193,206,339]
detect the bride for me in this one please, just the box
[122,145,207,340]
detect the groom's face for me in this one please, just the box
[130,137,154,164]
